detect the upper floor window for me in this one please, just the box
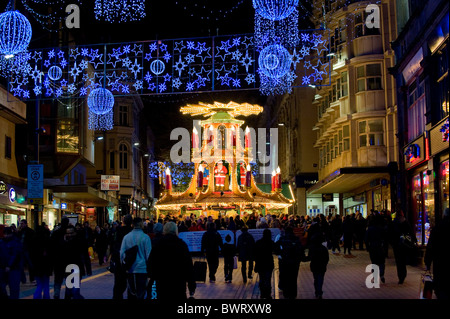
[5,136,11,159]
[354,10,380,38]
[119,105,129,126]
[341,71,348,97]
[358,120,384,147]
[356,64,382,92]
[119,144,128,169]
[407,77,426,142]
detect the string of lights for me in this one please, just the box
[172,0,246,21]
[20,0,83,33]
[94,0,146,23]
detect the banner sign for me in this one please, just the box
[101,175,120,191]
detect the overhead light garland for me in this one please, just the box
[0,9,32,57]
[87,87,115,131]
[94,0,146,23]
[253,0,299,95]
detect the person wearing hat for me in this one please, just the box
[214,161,228,190]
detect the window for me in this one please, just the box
[109,152,115,169]
[437,45,449,119]
[119,105,128,126]
[5,136,11,159]
[354,10,381,38]
[343,125,350,151]
[119,144,128,169]
[407,78,426,141]
[356,64,382,92]
[341,71,348,97]
[358,120,384,147]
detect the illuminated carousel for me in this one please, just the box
[154,101,294,218]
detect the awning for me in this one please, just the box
[307,167,393,195]
[52,185,118,207]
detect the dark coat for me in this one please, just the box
[275,232,305,266]
[93,229,108,253]
[30,228,53,277]
[254,237,274,273]
[425,217,450,297]
[147,234,196,300]
[0,236,24,270]
[201,230,223,257]
[365,225,385,264]
[237,231,255,261]
[308,242,329,274]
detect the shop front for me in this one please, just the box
[404,134,432,246]
[0,182,29,227]
[429,116,449,222]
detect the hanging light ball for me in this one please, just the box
[150,59,165,75]
[253,0,299,21]
[0,10,32,57]
[48,65,63,81]
[258,44,291,78]
[87,88,115,115]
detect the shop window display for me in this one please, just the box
[440,160,449,216]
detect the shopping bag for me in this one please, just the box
[88,247,94,260]
[233,256,238,269]
[419,272,433,299]
[193,260,207,282]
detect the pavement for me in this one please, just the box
[17,247,430,300]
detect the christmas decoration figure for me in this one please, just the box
[214,161,228,190]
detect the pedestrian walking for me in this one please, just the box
[147,222,196,300]
[330,215,343,254]
[365,214,387,284]
[342,215,354,256]
[111,214,132,299]
[275,226,305,299]
[425,208,450,299]
[31,225,52,299]
[0,227,24,299]
[201,222,223,283]
[17,219,35,284]
[61,225,85,299]
[389,210,414,284]
[222,234,236,283]
[236,226,255,283]
[120,217,152,299]
[49,217,70,299]
[94,225,108,266]
[306,233,329,299]
[254,229,274,299]
[82,222,93,276]
[355,212,367,250]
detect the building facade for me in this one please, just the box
[391,0,449,247]
[306,0,399,218]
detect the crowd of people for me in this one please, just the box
[0,207,448,300]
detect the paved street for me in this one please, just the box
[18,248,427,300]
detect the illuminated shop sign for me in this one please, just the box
[0,181,6,195]
[440,118,449,143]
[9,188,16,203]
[405,144,420,163]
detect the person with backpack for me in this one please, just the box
[120,217,152,299]
[236,226,255,283]
[275,226,305,299]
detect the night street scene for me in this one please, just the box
[0,0,448,316]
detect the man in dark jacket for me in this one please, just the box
[147,222,196,300]
[61,225,84,299]
[50,217,69,299]
[222,234,236,283]
[365,214,386,284]
[389,210,414,284]
[254,229,274,299]
[18,219,35,283]
[307,233,329,299]
[237,226,255,283]
[111,214,133,299]
[425,208,450,299]
[275,226,305,299]
[201,222,223,283]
